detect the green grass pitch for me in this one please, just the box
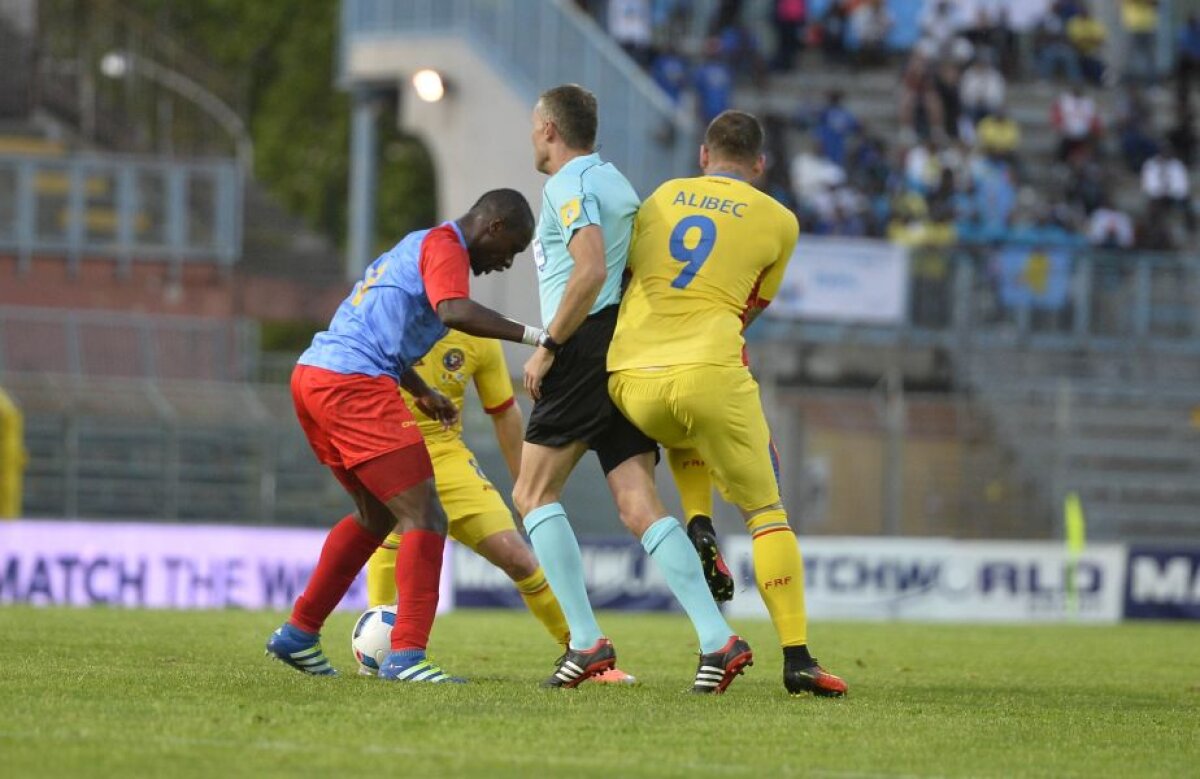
[1,607,1197,778]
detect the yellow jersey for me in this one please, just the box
[1121,0,1158,34]
[607,174,799,371]
[399,330,515,447]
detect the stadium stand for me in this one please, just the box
[962,349,1200,541]
[0,0,351,524]
[0,0,345,321]
[1,0,1197,542]
[5,372,345,524]
[577,0,1200,541]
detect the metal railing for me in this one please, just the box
[0,307,259,382]
[340,0,696,198]
[962,370,1200,542]
[6,374,345,524]
[0,152,242,269]
[754,245,1200,354]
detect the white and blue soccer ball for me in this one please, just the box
[351,605,396,675]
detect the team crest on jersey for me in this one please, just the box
[559,198,582,228]
[442,348,465,372]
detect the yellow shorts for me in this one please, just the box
[609,365,779,511]
[383,440,515,552]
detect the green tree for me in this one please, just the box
[125,0,435,247]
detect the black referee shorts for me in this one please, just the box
[524,305,658,475]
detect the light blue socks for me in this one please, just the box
[523,503,603,650]
[642,516,733,654]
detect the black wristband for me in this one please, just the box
[538,331,561,353]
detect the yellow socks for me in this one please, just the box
[667,447,714,521]
[746,508,808,647]
[370,537,569,651]
[365,531,402,608]
[514,567,570,648]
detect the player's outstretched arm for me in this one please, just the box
[437,298,547,348]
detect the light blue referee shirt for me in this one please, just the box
[533,152,640,326]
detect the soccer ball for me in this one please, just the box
[351,605,396,675]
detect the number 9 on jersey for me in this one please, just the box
[668,215,717,289]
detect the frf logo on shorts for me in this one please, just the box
[764,576,792,589]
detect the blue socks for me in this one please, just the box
[524,507,733,655]
[642,516,733,654]
[524,503,603,650]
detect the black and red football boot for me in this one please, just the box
[542,638,617,688]
[691,636,753,694]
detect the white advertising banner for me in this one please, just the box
[767,236,909,325]
[724,537,1126,623]
[0,520,454,612]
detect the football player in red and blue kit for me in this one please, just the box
[266,189,553,683]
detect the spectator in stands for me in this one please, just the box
[1177,14,1200,103]
[972,157,1018,238]
[1036,2,1084,83]
[1166,105,1198,167]
[1115,86,1159,173]
[771,0,807,72]
[1052,85,1103,162]
[849,0,893,69]
[938,139,973,190]
[1064,149,1108,214]
[846,131,892,200]
[814,90,860,168]
[809,181,868,237]
[653,0,693,43]
[1142,145,1194,239]
[790,137,846,222]
[716,18,766,84]
[762,113,800,212]
[1066,5,1108,85]
[960,50,1006,126]
[935,54,966,140]
[650,43,690,106]
[1087,198,1136,248]
[919,0,963,61]
[887,186,957,247]
[816,0,852,65]
[694,40,734,124]
[904,138,944,194]
[899,45,944,142]
[976,107,1021,164]
[707,0,744,36]
[608,0,654,69]
[1120,0,1160,85]
[965,5,1018,76]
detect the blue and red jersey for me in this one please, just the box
[298,222,471,381]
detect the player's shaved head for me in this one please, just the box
[535,84,598,151]
[470,188,535,235]
[704,110,764,166]
[461,188,534,276]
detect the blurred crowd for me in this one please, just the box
[578,0,1199,251]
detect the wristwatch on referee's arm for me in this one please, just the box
[537,330,562,353]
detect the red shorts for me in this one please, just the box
[291,365,433,501]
